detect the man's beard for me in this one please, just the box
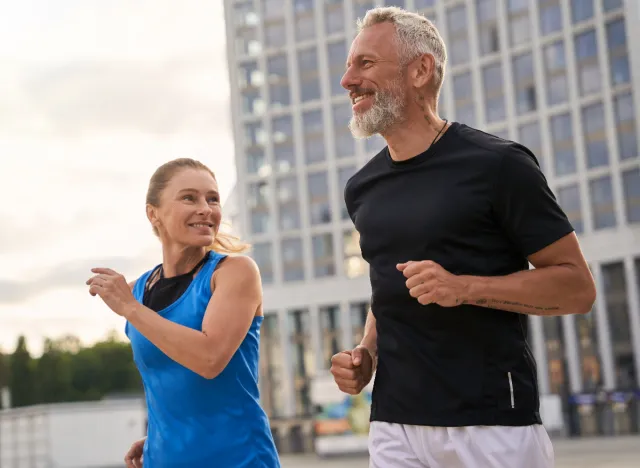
[348,77,406,139]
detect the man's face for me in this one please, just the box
[341,22,408,138]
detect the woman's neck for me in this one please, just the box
[161,244,207,278]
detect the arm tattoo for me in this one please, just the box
[476,298,560,311]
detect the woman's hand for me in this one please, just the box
[86,268,137,317]
[124,437,146,468]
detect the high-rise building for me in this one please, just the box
[224,0,640,448]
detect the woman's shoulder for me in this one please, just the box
[211,254,260,286]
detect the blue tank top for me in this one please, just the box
[125,252,280,467]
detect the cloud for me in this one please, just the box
[0,58,231,137]
[0,252,157,305]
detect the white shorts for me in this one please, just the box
[368,422,555,468]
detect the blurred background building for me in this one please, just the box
[223,0,640,452]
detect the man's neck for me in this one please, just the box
[383,103,449,162]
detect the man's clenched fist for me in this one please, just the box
[330,345,375,395]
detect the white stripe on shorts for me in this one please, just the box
[368,421,555,468]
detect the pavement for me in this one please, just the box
[280,435,640,468]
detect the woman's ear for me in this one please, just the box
[146,204,159,229]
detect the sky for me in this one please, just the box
[0,0,237,355]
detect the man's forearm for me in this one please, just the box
[359,309,377,356]
[462,264,595,316]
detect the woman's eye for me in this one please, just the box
[182,195,194,201]
[208,197,219,204]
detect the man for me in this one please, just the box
[330,7,596,468]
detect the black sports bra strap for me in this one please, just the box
[185,252,210,276]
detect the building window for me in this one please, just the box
[602,263,637,389]
[333,102,355,158]
[282,238,305,282]
[512,52,537,115]
[287,309,314,416]
[550,113,576,177]
[235,24,261,57]
[259,314,285,417]
[482,62,506,123]
[507,0,531,47]
[544,41,568,106]
[327,41,347,97]
[325,0,345,35]
[606,18,631,87]
[493,128,509,140]
[589,175,617,229]
[264,0,282,21]
[613,92,638,160]
[245,122,268,176]
[603,0,623,12]
[308,171,331,225]
[476,0,500,56]
[303,109,325,165]
[248,181,271,234]
[320,305,341,368]
[272,115,296,174]
[574,29,601,97]
[574,304,602,392]
[581,102,609,169]
[350,302,369,348]
[241,89,265,117]
[246,149,266,176]
[233,1,259,29]
[452,72,476,126]
[298,48,321,102]
[343,230,367,279]
[338,165,357,220]
[264,0,286,46]
[539,0,562,36]
[621,168,640,224]
[447,5,470,66]
[353,0,374,23]
[518,121,544,173]
[293,0,316,42]
[277,177,300,231]
[264,21,286,50]
[251,243,274,284]
[570,0,593,24]
[415,0,435,9]
[267,54,290,109]
[312,233,335,278]
[542,316,569,395]
[238,61,263,89]
[557,184,584,234]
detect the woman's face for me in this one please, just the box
[149,168,222,248]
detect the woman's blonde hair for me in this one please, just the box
[146,158,250,255]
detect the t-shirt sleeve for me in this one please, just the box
[492,145,575,257]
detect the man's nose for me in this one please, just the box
[341,67,362,92]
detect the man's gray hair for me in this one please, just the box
[357,7,447,90]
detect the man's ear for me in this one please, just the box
[410,53,436,89]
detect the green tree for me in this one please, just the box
[36,338,73,403]
[91,337,142,395]
[9,336,37,407]
[0,351,8,409]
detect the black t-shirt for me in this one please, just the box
[344,122,574,427]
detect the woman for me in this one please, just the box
[86,158,280,468]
